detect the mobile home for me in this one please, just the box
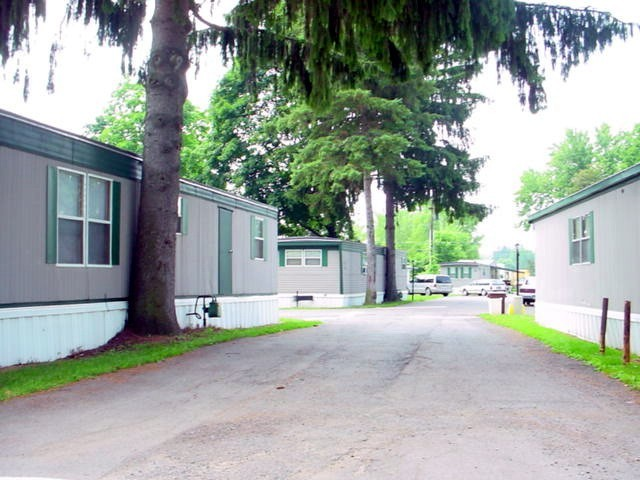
[0,110,278,367]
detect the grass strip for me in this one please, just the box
[284,294,446,310]
[481,314,640,390]
[0,318,320,401]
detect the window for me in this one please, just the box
[176,196,188,234]
[53,168,114,266]
[285,249,322,267]
[47,167,120,266]
[87,176,111,265]
[569,212,594,264]
[251,216,265,260]
[57,170,84,264]
[361,253,367,275]
[285,249,302,266]
[303,249,322,266]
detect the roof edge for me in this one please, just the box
[528,162,640,224]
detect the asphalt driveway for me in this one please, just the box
[1,296,639,479]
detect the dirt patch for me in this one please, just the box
[66,327,219,359]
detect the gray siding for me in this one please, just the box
[175,196,217,296]
[394,252,409,290]
[278,250,341,294]
[0,147,135,305]
[534,180,640,313]
[375,253,385,291]
[232,208,278,295]
[342,249,367,294]
[175,196,278,296]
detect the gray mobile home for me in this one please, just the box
[528,163,640,353]
[278,237,408,307]
[0,110,278,367]
[439,260,520,288]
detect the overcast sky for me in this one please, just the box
[1,1,638,258]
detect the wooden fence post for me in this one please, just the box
[599,297,609,354]
[623,301,631,364]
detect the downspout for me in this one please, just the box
[339,244,344,294]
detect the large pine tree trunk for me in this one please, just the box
[363,174,377,305]
[383,181,400,302]
[127,0,191,335]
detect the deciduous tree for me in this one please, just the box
[516,123,640,225]
[2,0,632,333]
[86,81,213,184]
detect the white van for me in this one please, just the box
[407,274,453,296]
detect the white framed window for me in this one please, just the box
[285,249,303,266]
[285,249,322,267]
[569,212,594,264]
[251,216,265,260]
[360,253,367,275]
[176,196,186,234]
[56,168,112,266]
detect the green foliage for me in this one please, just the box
[207,66,351,236]
[375,208,482,273]
[516,123,640,225]
[492,245,535,274]
[482,314,640,390]
[0,319,320,401]
[85,81,214,184]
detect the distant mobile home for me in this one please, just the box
[439,260,520,288]
[278,237,408,307]
[0,110,278,367]
[528,163,640,353]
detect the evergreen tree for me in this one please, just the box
[1,1,631,333]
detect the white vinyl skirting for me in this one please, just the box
[536,301,640,354]
[0,295,279,367]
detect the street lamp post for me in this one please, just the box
[515,243,520,296]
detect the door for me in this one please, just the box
[218,207,233,295]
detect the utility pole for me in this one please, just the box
[515,243,520,296]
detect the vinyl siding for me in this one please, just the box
[175,195,278,296]
[278,250,341,294]
[534,179,640,313]
[0,147,135,305]
[342,250,367,294]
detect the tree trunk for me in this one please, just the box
[127,0,191,335]
[383,181,400,302]
[363,173,377,305]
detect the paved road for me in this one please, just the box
[2,296,639,479]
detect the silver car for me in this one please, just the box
[461,279,507,296]
[407,274,453,296]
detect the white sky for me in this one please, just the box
[1,1,638,257]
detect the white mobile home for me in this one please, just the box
[528,163,640,353]
[277,237,408,307]
[0,110,279,367]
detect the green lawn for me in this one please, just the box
[481,313,640,390]
[0,318,320,401]
[285,293,446,310]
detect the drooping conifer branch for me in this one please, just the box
[0,0,45,65]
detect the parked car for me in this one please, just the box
[520,277,536,305]
[460,279,507,296]
[407,274,453,296]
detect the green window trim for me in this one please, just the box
[282,248,326,267]
[111,181,121,265]
[46,166,58,264]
